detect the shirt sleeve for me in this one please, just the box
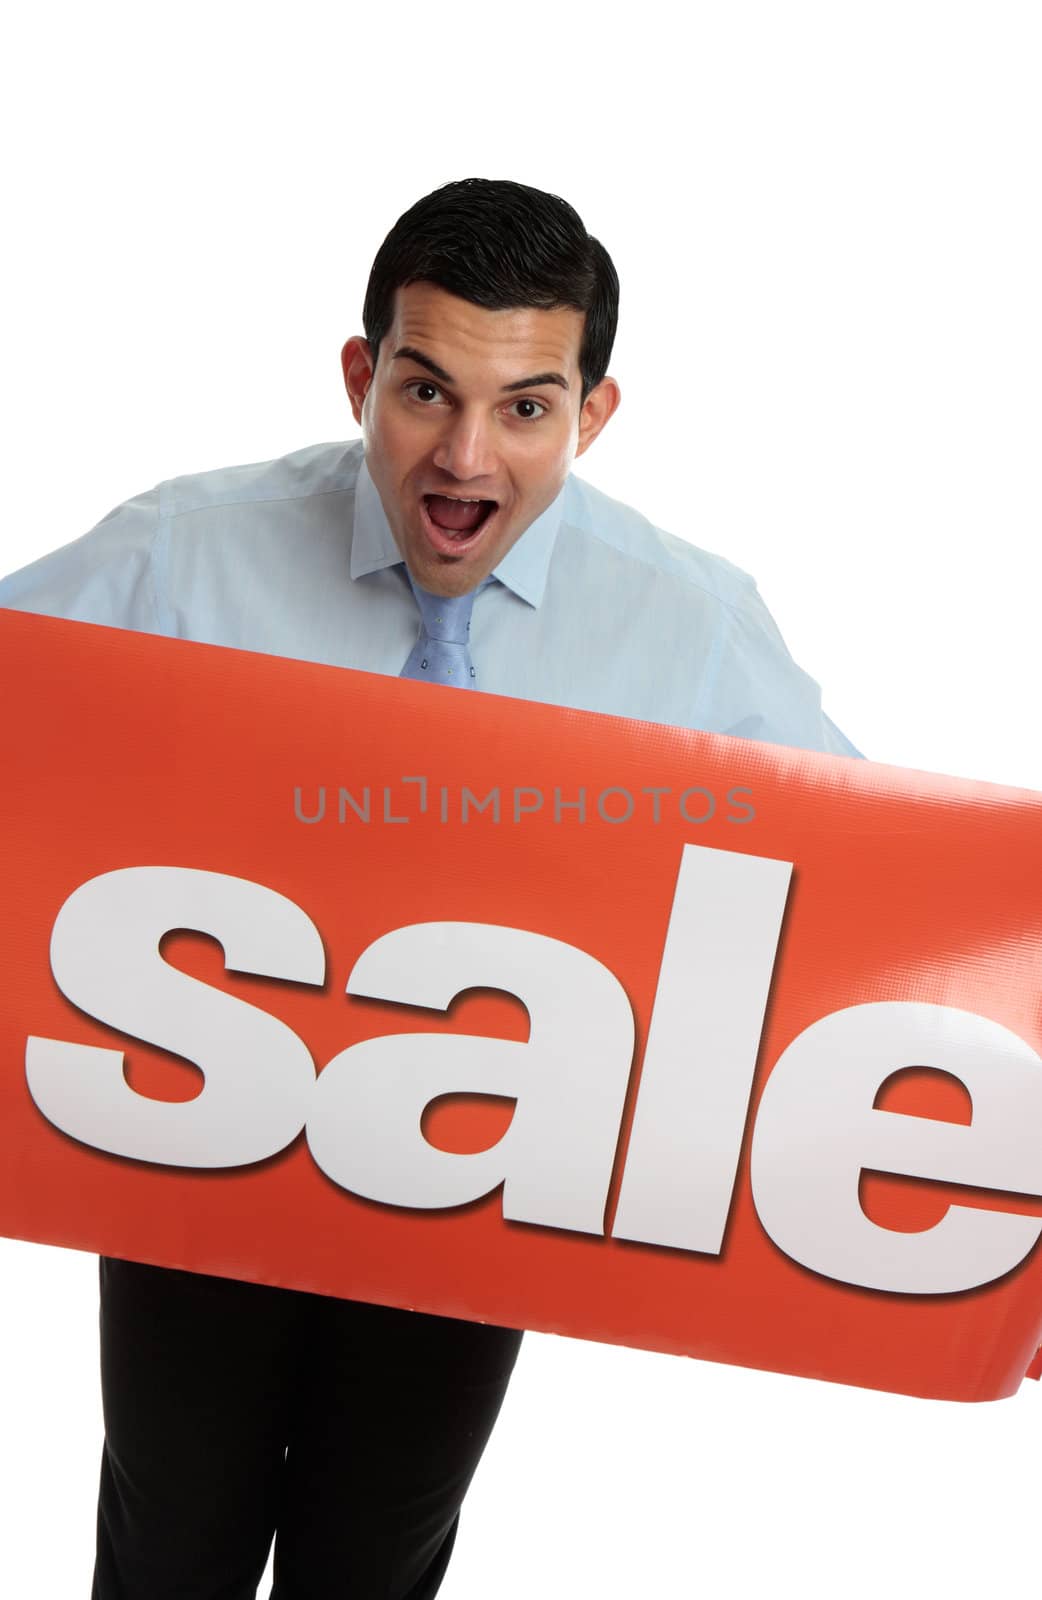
[0,487,167,633]
[713,574,864,760]
[819,711,862,759]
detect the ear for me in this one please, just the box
[341,336,375,425]
[575,376,622,459]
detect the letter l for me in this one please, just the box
[612,844,792,1254]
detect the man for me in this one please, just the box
[0,177,857,1599]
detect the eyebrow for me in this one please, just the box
[392,345,570,393]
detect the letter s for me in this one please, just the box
[725,786,755,824]
[26,866,324,1167]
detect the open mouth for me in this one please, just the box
[421,493,498,552]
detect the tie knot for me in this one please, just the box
[406,574,475,644]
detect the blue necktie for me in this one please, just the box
[400,571,477,689]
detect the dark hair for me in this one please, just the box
[362,178,619,404]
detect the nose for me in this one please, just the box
[431,407,498,483]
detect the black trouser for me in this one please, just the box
[91,1258,523,1599]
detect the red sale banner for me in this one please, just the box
[2,607,1042,1402]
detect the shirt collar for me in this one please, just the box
[350,455,566,608]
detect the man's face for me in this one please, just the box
[341,282,619,597]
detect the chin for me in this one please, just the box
[425,566,487,598]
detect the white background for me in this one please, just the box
[2,2,1040,1595]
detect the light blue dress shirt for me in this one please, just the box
[0,439,858,756]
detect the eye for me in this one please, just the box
[508,397,548,421]
[404,380,445,405]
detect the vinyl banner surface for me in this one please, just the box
[3,608,1042,1402]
